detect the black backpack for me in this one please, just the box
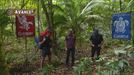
[40,36,52,48]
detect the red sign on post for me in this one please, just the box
[16,15,35,37]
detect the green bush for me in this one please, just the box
[38,64,54,75]
[73,57,92,75]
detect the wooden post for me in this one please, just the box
[24,37,28,62]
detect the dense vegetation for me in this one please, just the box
[0,0,134,75]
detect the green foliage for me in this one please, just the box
[97,60,129,75]
[105,59,129,72]
[0,44,9,75]
[128,51,134,58]
[73,46,133,75]
[38,64,54,75]
[97,47,131,75]
[0,9,10,27]
[73,58,92,75]
[0,9,10,75]
[127,0,134,9]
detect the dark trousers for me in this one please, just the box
[91,46,101,57]
[66,48,75,65]
[42,47,51,57]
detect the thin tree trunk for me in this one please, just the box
[41,0,57,51]
[37,0,40,36]
[48,0,57,49]
[41,0,51,27]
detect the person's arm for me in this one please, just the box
[101,35,104,46]
[74,36,76,47]
[98,41,103,47]
[98,35,103,47]
[90,42,94,47]
[65,36,67,50]
[49,38,52,48]
[90,35,94,47]
[39,37,46,45]
[72,35,76,50]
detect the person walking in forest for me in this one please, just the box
[39,29,52,68]
[65,29,76,66]
[90,28,103,60]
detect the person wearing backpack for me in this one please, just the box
[90,28,103,60]
[65,29,76,66]
[39,30,52,68]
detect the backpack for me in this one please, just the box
[40,36,52,48]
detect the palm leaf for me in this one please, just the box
[127,0,134,8]
[81,0,104,15]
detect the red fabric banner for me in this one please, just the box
[16,15,35,37]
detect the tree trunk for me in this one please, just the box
[41,0,51,27]
[40,0,57,53]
